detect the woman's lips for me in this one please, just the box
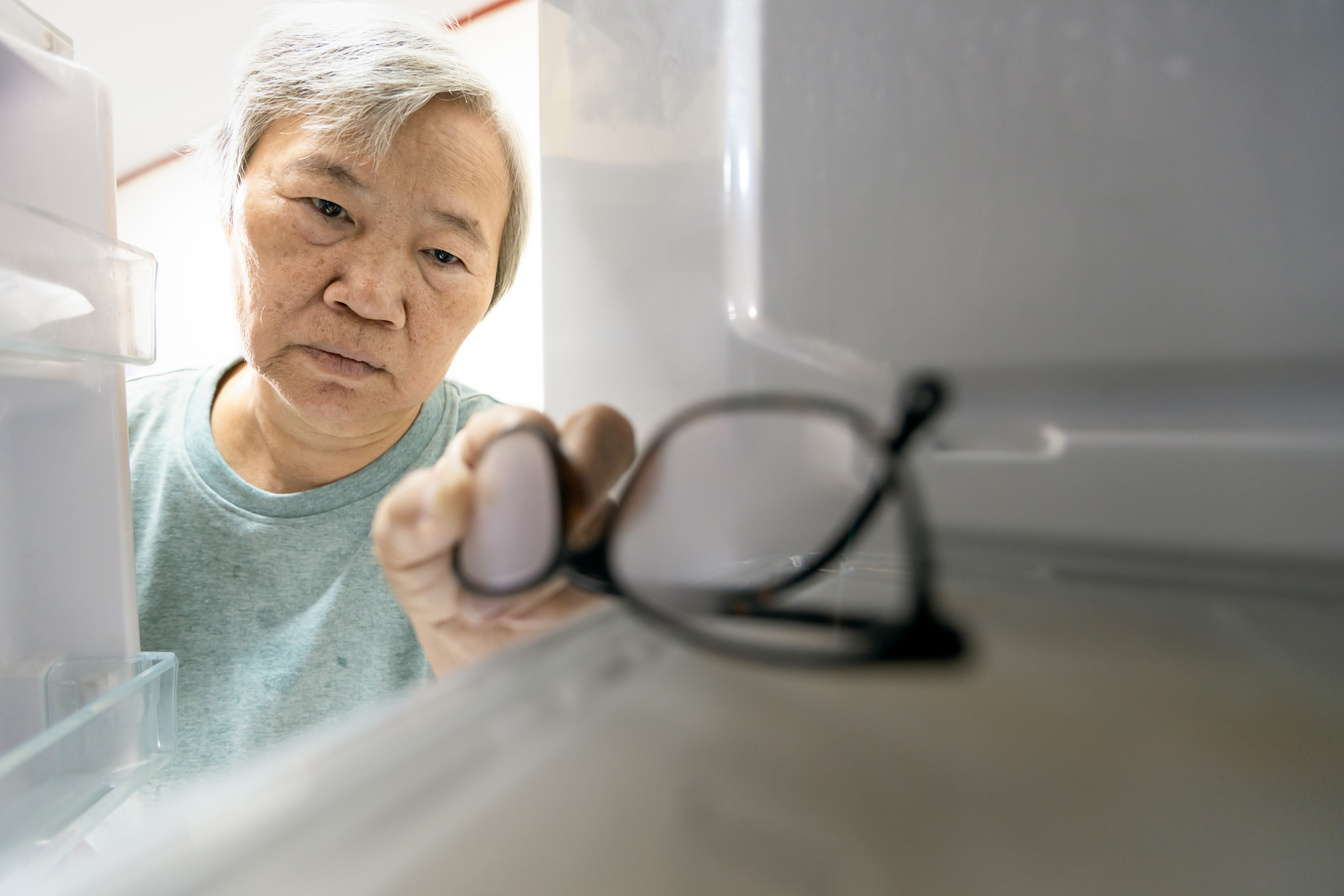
[300,344,385,379]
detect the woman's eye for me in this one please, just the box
[428,248,460,266]
[309,198,348,219]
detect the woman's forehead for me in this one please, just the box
[254,103,506,186]
[249,103,510,237]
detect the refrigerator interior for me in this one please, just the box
[28,0,1344,893]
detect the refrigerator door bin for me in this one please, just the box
[0,652,177,886]
[0,196,155,367]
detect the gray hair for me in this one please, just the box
[200,2,530,307]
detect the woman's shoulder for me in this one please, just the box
[126,367,205,423]
[125,365,227,449]
[442,378,501,416]
[126,366,201,399]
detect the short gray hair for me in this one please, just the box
[201,2,530,307]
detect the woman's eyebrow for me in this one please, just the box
[287,155,365,190]
[429,209,488,252]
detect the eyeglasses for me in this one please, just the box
[454,375,966,666]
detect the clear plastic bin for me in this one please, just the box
[0,653,176,887]
[0,197,155,367]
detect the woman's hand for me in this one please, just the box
[371,404,635,676]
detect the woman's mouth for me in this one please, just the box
[300,344,385,379]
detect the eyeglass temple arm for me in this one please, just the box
[891,462,965,654]
[888,373,947,615]
[887,374,967,659]
[889,375,945,454]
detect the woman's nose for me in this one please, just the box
[322,239,408,328]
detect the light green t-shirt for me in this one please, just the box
[126,361,496,792]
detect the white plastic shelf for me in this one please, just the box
[0,652,176,888]
[0,197,155,366]
[0,0,71,58]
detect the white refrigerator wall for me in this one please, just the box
[540,0,1344,591]
[0,25,140,748]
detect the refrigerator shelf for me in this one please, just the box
[0,652,177,888]
[0,0,71,58]
[0,197,155,366]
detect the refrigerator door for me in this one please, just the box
[0,3,170,884]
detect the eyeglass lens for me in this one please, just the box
[608,409,873,586]
[607,408,902,655]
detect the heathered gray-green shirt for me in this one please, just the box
[126,361,497,791]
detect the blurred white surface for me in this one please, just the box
[539,0,1344,579]
[29,591,1344,896]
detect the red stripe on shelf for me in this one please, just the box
[449,0,528,29]
[117,147,191,188]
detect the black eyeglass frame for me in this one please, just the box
[454,375,966,667]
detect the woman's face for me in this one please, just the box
[227,98,511,433]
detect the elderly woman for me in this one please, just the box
[127,4,631,791]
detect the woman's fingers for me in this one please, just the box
[371,466,466,574]
[442,404,558,472]
[557,404,635,546]
[373,402,635,677]
[371,463,473,629]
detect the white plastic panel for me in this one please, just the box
[0,11,158,886]
[0,1,143,665]
[0,359,140,664]
[0,29,114,236]
[541,0,1344,589]
[539,0,736,432]
[752,1,1344,371]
